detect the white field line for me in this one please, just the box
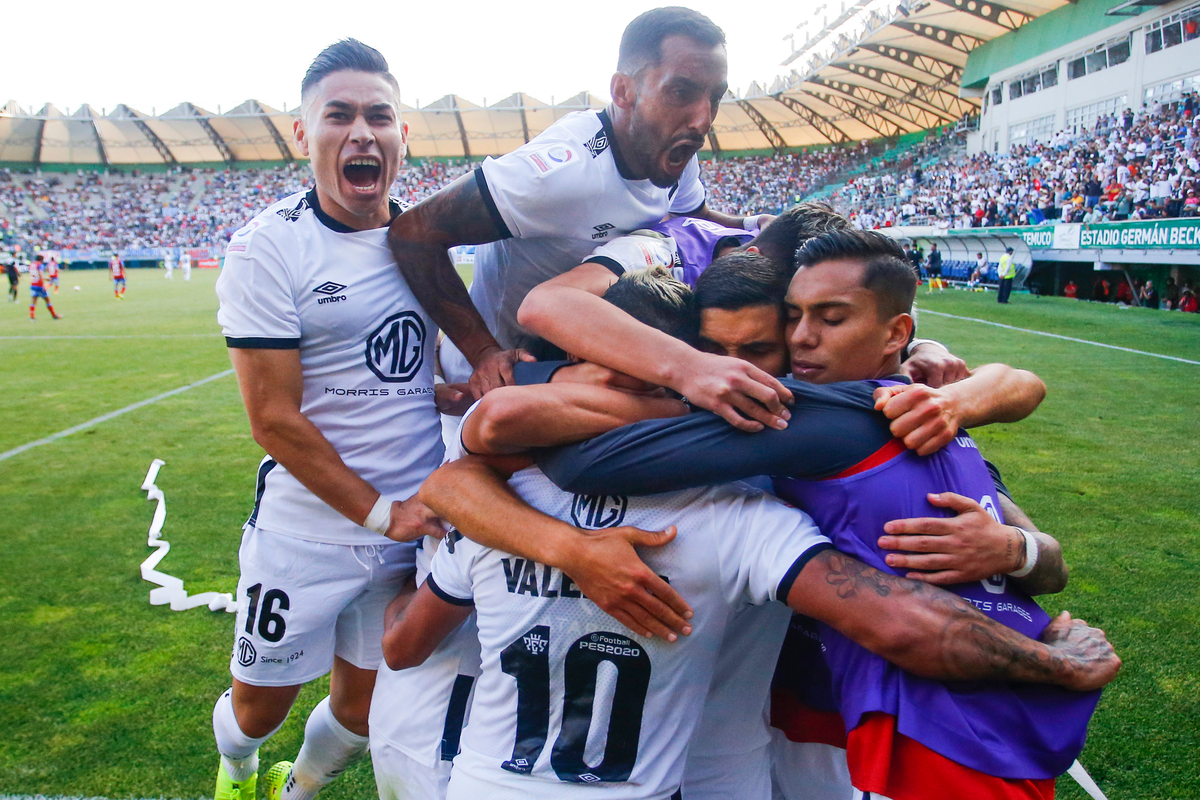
[0,369,235,463]
[920,309,1200,366]
[0,333,219,340]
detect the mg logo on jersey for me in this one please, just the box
[236,636,257,667]
[366,311,426,382]
[570,494,627,529]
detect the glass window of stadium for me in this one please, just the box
[1009,115,1056,147]
[1066,95,1128,132]
[1145,2,1200,54]
[1144,74,1200,106]
[1067,36,1131,80]
[992,86,1003,106]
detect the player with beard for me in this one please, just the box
[212,40,447,800]
[387,8,795,431]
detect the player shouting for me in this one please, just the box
[212,40,446,800]
[388,7,802,434]
[28,255,61,321]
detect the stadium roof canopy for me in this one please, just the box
[0,0,1066,166]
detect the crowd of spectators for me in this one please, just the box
[1064,274,1197,310]
[0,160,473,256]
[839,93,1200,229]
[698,143,872,215]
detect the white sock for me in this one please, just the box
[282,696,369,800]
[213,688,284,782]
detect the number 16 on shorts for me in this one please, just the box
[233,583,292,670]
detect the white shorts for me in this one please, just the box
[769,729,855,800]
[371,738,452,800]
[683,743,771,800]
[229,526,415,686]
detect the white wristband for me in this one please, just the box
[1007,528,1039,578]
[908,338,947,352]
[363,494,393,536]
[743,214,763,234]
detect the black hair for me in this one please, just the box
[617,7,726,75]
[748,202,848,267]
[695,251,791,313]
[794,229,917,320]
[602,266,696,343]
[301,39,399,100]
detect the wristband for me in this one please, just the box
[363,494,393,536]
[1007,527,1039,578]
[743,214,763,234]
[908,337,947,352]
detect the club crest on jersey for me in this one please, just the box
[365,311,426,383]
[570,494,628,529]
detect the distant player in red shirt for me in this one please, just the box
[46,257,61,294]
[110,254,127,299]
[29,255,62,321]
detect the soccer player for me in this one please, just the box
[164,251,175,280]
[526,234,1105,799]
[6,256,19,302]
[387,271,1118,800]
[445,253,1053,800]
[181,250,193,282]
[516,202,970,406]
[28,255,61,320]
[109,253,126,299]
[46,256,60,294]
[212,40,447,800]
[387,7,798,434]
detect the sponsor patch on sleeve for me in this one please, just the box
[527,144,578,174]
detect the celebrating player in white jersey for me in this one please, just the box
[387,8,796,435]
[386,273,1114,800]
[212,39,445,800]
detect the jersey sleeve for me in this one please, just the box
[583,231,677,277]
[710,484,832,605]
[476,139,591,240]
[669,155,706,214]
[446,400,484,461]
[427,533,477,606]
[216,225,301,349]
[535,381,893,496]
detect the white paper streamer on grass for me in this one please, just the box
[141,459,236,613]
[1069,760,1110,800]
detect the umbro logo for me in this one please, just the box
[314,282,348,305]
[584,130,609,158]
[592,222,615,240]
[276,197,309,222]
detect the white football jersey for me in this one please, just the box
[216,189,444,546]
[430,468,829,799]
[469,109,706,353]
[369,404,482,769]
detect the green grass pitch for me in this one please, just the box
[1,270,1197,798]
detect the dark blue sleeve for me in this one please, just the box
[535,379,894,496]
[512,360,572,386]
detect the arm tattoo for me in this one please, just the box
[387,173,505,362]
[819,550,1074,685]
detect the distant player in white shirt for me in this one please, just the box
[211,39,445,800]
[164,251,175,280]
[180,250,192,281]
[387,7,794,444]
